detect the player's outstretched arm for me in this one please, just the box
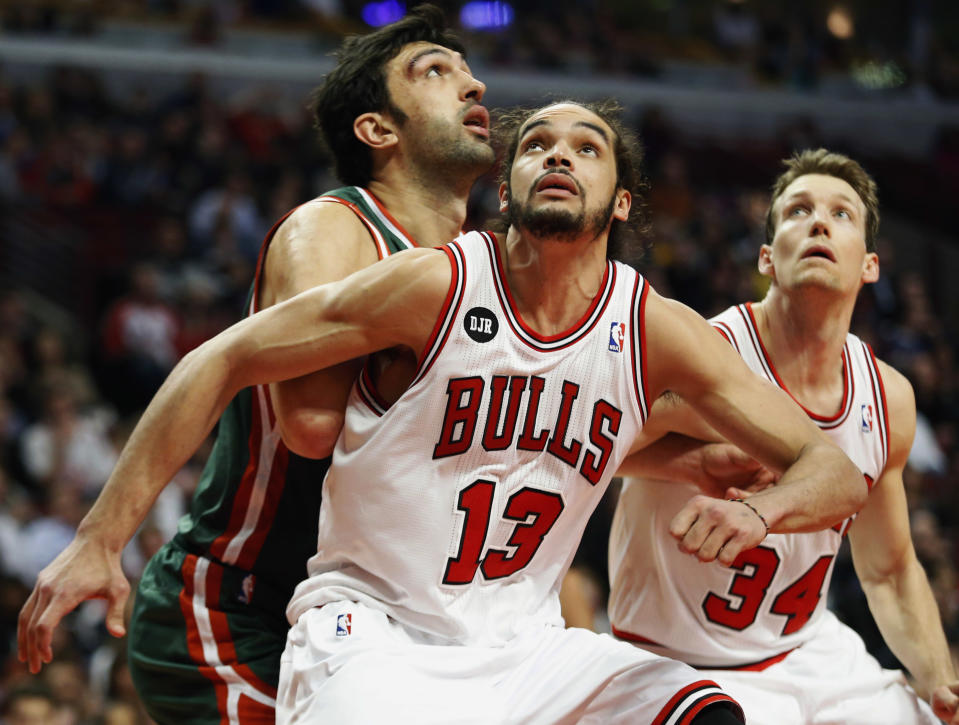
[642,291,866,565]
[847,362,959,722]
[17,246,452,674]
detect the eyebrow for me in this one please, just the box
[520,118,610,144]
[783,190,860,208]
[407,47,456,76]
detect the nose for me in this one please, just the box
[544,145,572,169]
[462,72,486,102]
[809,209,830,238]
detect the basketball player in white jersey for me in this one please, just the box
[608,149,959,724]
[66,102,870,724]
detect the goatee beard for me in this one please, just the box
[508,191,616,242]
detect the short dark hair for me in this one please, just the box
[310,4,466,187]
[766,148,880,253]
[492,99,649,264]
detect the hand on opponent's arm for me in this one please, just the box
[620,432,776,499]
[641,291,865,566]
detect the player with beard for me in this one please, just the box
[57,101,871,724]
[608,149,959,724]
[17,7,494,724]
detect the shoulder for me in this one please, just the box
[874,357,917,462]
[274,197,379,251]
[706,304,741,326]
[263,197,384,302]
[874,358,915,420]
[643,287,702,328]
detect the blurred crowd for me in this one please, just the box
[2,0,958,98]
[0,11,958,724]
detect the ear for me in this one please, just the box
[758,244,775,278]
[354,111,398,151]
[613,189,631,222]
[498,181,509,213]
[861,251,879,284]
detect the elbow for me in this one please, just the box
[277,409,344,460]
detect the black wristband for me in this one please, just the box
[730,498,769,535]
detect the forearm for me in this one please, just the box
[745,440,865,533]
[862,559,957,696]
[79,345,236,550]
[619,434,709,482]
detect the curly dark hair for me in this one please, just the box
[765,148,880,253]
[310,4,465,187]
[491,99,649,265]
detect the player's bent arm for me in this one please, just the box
[617,394,773,496]
[643,291,865,534]
[263,202,382,459]
[848,363,959,719]
[618,434,775,499]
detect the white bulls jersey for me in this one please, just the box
[608,301,889,668]
[288,231,652,646]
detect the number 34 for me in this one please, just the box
[703,546,834,636]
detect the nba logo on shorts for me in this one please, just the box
[608,322,626,353]
[336,613,352,637]
[861,403,873,433]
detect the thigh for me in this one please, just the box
[702,669,804,725]
[802,621,939,725]
[130,544,283,725]
[740,613,939,725]
[504,627,744,725]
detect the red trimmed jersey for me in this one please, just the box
[287,231,654,645]
[608,302,889,667]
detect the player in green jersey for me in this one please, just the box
[18,6,493,724]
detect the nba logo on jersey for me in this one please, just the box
[237,574,254,605]
[861,403,873,432]
[336,613,352,637]
[608,322,626,353]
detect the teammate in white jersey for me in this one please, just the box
[609,149,959,724]
[72,103,869,724]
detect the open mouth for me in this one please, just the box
[801,245,836,262]
[535,172,579,196]
[463,105,490,138]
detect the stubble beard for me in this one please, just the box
[410,116,495,184]
[507,186,617,243]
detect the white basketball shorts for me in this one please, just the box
[698,611,939,725]
[277,600,744,724]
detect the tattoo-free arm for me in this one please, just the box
[848,362,959,721]
[264,201,382,458]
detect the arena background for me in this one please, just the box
[0,1,957,722]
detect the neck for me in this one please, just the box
[500,226,609,335]
[751,285,856,406]
[367,168,471,248]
